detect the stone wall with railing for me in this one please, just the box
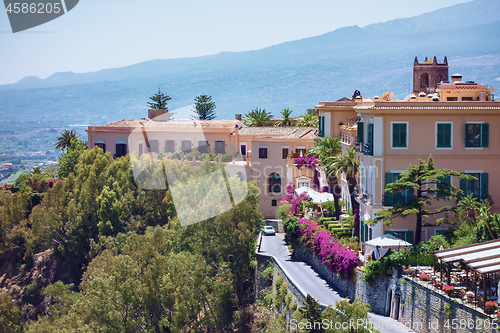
[399,276,499,333]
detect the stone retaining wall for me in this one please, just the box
[399,277,499,333]
[293,247,395,315]
[292,246,500,332]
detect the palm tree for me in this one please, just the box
[55,130,80,150]
[306,137,342,165]
[325,148,360,212]
[307,136,343,218]
[275,108,296,127]
[458,194,495,240]
[243,108,273,127]
[297,109,319,127]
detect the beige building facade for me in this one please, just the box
[317,66,499,246]
[87,112,316,219]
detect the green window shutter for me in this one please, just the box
[480,173,489,200]
[367,123,373,144]
[481,123,489,147]
[369,228,373,241]
[360,220,364,242]
[405,231,414,244]
[322,116,325,136]
[401,124,407,147]
[365,224,369,243]
[459,173,467,196]
[392,123,407,147]
[385,173,393,205]
[437,123,451,147]
[437,175,451,197]
[357,122,364,142]
[465,124,471,147]
[406,187,414,203]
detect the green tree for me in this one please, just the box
[368,156,471,244]
[306,137,342,165]
[0,293,21,333]
[192,94,216,120]
[147,88,171,110]
[243,108,273,127]
[299,294,323,333]
[325,148,360,212]
[298,109,319,127]
[275,108,296,127]
[55,130,80,151]
[322,299,377,333]
[56,139,88,178]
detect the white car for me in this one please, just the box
[262,225,276,236]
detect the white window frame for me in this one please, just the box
[435,121,453,150]
[390,121,409,149]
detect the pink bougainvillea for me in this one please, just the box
[294,157,316,169]
[282,184,311,217]
[298,218,358,279]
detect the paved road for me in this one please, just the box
[259,232,415,333]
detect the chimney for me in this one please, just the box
[148,109,169,121]
[451,74,462,84]
[235,114,242,121]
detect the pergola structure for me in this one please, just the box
[433,239,500,309]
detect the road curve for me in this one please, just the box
[259,232,415,333]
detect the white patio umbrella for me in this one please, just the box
[364,234,412,260]
[294,186,333,204]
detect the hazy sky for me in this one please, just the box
[0,0,471,85]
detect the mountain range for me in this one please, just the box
[0,0,499,155]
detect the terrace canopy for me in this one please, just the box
[433,238,500,306]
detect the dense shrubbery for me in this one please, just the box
[298,219,358,279]
[0,144,263,330]
[362,260,381,283]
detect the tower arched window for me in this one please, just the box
[269,173,281,194]
[438,72,446,83]
[420,73,429,88]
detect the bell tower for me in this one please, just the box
[413,56,449,94]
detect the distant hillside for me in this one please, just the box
[0,0,499,156]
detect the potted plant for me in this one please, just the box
[442,285,455,297]
[419,273,430,281]
[434,281,443,289]
[466,293,475,302]
[404,268,414,276]
[485,301,497,314]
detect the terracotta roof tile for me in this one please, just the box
[100,119,240,129]
[239,127,317,139]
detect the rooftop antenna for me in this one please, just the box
[404,82,411,95]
